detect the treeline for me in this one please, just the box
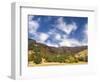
[28,43,88,64]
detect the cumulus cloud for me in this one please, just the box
[45,38,82,47]
[28,21,39,34]
[28,16,49,43]
[55,17,77,35]
[28,16,87,47]
[84,24,88,38]
[37,32,49,43]
[46,40,59,47]
[43,17,81,47]
[55,33,61,40]
[45,28,82,47]
[81,24,88,45]
[28,16,40,35]
[59,39,82,47]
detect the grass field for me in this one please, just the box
[28,61,87,67]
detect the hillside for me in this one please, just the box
[28,38,88,65]
[75,49,88,62]
[28,39,87,55]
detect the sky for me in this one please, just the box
[28,15,88,47]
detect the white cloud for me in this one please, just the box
[81,24,88,45]
[55,33,61,40]
[28,16,40,36]
[29,21,39,34]
[84,24,88,37]
[45,37,82,47]
[28,16,41,34]
[46,40,59,47]
[46,43,58,47]
[47,27,82,47]
[29,15,34,21]
[56,17,77,35]
[28,16,48,43]
[45,21,81,47]
[59,38,82,47]
[37,33,49,43]
[45,17,87,47]
[59,39,71,47]
[28,16,87,47]
[48,28,56,35]
[59,24,88,47]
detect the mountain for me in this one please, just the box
[28,38,88,64]
[28,38,87,55]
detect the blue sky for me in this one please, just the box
[28,15,88,47]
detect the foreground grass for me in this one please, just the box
[28,61,87,67]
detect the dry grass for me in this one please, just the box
[28,61,87,67]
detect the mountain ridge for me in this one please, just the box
[28,38,87,55]
[28,38,88,64]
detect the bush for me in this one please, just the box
[45,55,56,62]
[56,55,66,63]
[77,55,88,62]
[28,53,34,61]
[33,44,42,64]
[33,54,42,64]
[45,54,66,63]
[84,55,88,62]
[78,57,84,61]
[65,56,78,63]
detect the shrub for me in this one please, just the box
[56,55,66,63]
[45,55,56,62]
[84,55,88,62]
[45,54,66,63]
[78,55,88,62]
[28,53,34,61]
[65,56,78,63]
[32,44,42,64]
[33,54,42,64]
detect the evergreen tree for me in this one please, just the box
[33,44,42,64]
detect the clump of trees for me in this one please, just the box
[28,43,88,64]
[44,54,87,63]
[45,54,66,63]
[32,44,42,64]
[77,54,88,62]
[28,52,34,62]
[65,55,78,63]
[45,54,78,63]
